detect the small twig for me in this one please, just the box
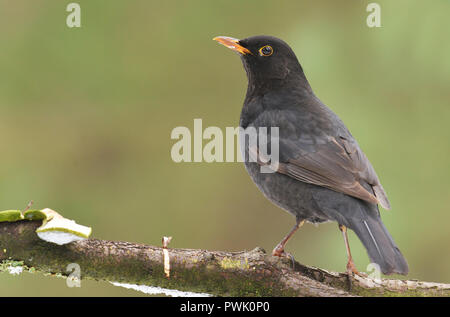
[162,236,172,278]
[21,200,34,214]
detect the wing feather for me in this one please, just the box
[258,135,391,209]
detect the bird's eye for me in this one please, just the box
[259,45,273,57]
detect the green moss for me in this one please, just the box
[348,282,450,297]
[75,256,298,297]
[129,263,299,297]
[220,257,249,270]
[0,260,24,269]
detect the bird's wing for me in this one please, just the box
[253,133,391,209]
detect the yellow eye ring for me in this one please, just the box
[259,45,273,56]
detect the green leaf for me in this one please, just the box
[0,210,24,222]
[23,209,47,221]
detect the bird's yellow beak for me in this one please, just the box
[213,36,252,55]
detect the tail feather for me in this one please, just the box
[347,214,408,275]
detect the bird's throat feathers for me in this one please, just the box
[240,55,312,98]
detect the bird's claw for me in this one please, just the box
[272,245,296,268]
[271,244,285,257]
[346,260,366,278]
[344,259,368,290]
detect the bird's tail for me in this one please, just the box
[346,212,409,275]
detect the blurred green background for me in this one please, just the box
[0,0,449,296]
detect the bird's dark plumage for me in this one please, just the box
[214,35,408,275]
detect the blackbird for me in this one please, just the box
[214,35,408,276]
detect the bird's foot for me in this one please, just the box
[271,243,286,258]
[272,245,296,268]
[344,259,367,291]
[346,260,367,278]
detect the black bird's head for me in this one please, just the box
[214,35,310,93]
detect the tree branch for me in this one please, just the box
[1,220,449,296]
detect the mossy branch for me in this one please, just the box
[1,220,449,297]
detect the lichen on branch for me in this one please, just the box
[1,220,449,297]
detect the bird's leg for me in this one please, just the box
[272,219,305,257]
[338,224,364,277]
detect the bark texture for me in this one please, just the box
[1,220,449,297]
